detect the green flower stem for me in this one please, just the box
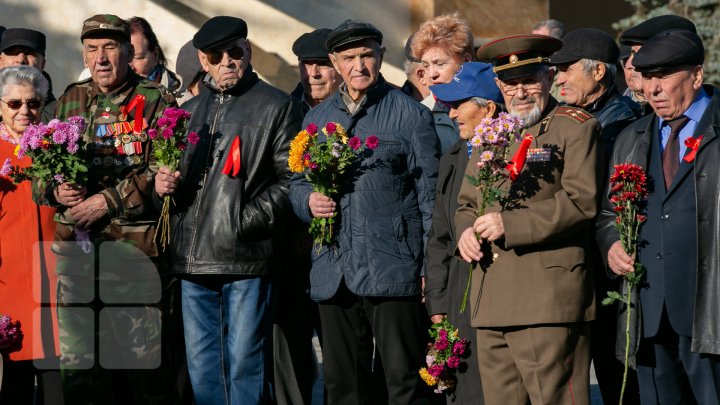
[619,279,633,405]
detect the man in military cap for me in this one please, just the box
[0,28,57,122]
[153,15,303,404]
[290,28,342,113]
[49,13,178,404]
[458,34,600,404]
[550,27,643,405]
[597,29,720,403]
[289,19,439,404]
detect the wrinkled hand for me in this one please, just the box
[309,192,335,218]
[430,314,446,324]
[458,226,482,263]
[155,166,181,198]
[54,182,87,208]
[473,212,505,242]
[608,240,635,276]
[69,194,108,229]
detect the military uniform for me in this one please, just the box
[51,18,178,402]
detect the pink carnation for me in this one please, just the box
[187,132,200,145]
[148,129,158,140]
[446,356,460,369]
[306,123,318,135]
[325,122,337,134]
[452,341,466,356]
[365,135,379,150]
[162,128,173,140]
[428,364,444,377]
[348,136,362,151]
[434,337,449,351]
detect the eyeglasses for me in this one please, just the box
[0,98,43,110]
[498,77,544,96]
[205,46,246,65]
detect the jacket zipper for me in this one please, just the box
[186,93,226,270]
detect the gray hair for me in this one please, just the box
[0,65,49,100]
[469,96,506,113]
[533,19,565,39]
[404,59,421,76]
[580,58,617,85]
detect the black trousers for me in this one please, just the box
[0,359,64,405]
[318,281,432,405]
[637,307,720,404]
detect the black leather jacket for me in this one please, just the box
[596,85,720,356]
[162,67,303,275]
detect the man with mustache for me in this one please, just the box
[456,34,601,405]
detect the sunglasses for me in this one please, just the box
[0,98,43,110]
[205,47,246,65]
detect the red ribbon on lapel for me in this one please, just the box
[506,134,533,181]
[222,136,242,176]
[683,135,703,163]
[120,94,146,134]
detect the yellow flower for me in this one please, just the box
[288,130,311,173]
[335,123,348,144]
[419,368,437,386]
[453,329,459,339]
[14,145,20,157]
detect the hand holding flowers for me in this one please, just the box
[288,122,378,248]
[149,107,199,250]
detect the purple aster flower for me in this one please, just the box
[0,158,12,176]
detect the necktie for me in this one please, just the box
[662,115,689,190]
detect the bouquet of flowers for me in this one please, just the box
[148,107,199,251]
[0,314,23,356]
[460,112,526,312]
[419,318,469,394]
[0,116,87,185]
[601,163,649,405]
[288,122,378,248]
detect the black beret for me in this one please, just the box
[405,32,420,63]
[619,44,632,63]
[549,28,619,65]
[633,30,704,73]
[620,15,696,45]
[1,28,47,55]
[476,34,562,81]
[292,28,332,62]
[326,19,383,52]
[193,16,248,51]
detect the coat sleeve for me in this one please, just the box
[424,185,451,316]
[409,107,440,246]
[501,119,601,248]
[239,98,304,238]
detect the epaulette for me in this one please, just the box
[138,79,176,104]
[63,76,93,93]
[554,106,593,123]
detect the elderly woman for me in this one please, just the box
[0,65,61,404]
[411,13,474,153]
[424,62,503,405]
[127,16,181,96]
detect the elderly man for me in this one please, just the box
[289,19,439,404]
[400,32,428,102]
[597,30,720,404]
[619,15,697,115]
[424,61,503,404]
[0,28,56,122]
[459,35,600,404]
[49,14,177,404]
[153,16,303,404]
[290,28,342,113]
[550,27,642,405]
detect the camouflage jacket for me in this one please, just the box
[52,71,176,258]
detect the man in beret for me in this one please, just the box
[289,19,439,404]
[619,15,697,115]
[550,27,643,405]
[597,29,720,403]
[48,13,179,404]
[153,15,303,404]
[290,28,342,113]
[458,34,601,404]
[0,28,57,122]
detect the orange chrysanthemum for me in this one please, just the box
[288,129,311,173]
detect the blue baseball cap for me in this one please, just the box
[430,62,503,103]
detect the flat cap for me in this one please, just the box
[176,40,204,92]
[632,30,704,73]
[81,14,130,41]
[620,15,696,45]
[292,28,332,62]
[430,62,503,103]
[326,19,383,52]
[549,28,619,65]
[193,16,248,51]
[476,34,562,81]
[1,28,46,55]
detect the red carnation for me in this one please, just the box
[365,135,379,150]
[325,122,337,134]
[187,132,200,145]
[348,136,362,151]
[306,123,318,135]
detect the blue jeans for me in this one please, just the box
[181,276,274,405]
